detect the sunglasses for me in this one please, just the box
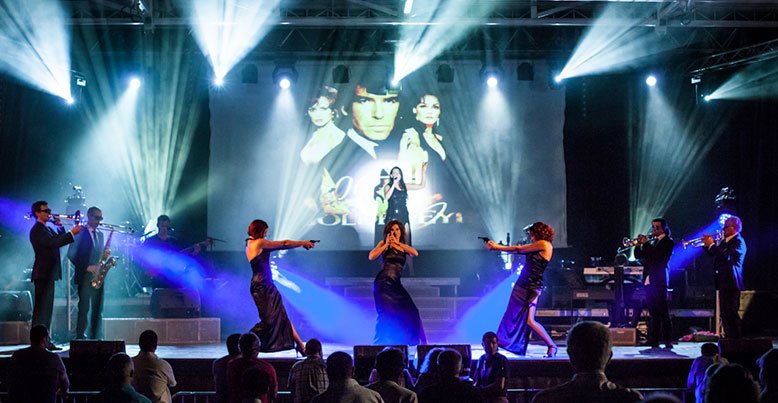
[38,209,52,214]
[93,216,103,221]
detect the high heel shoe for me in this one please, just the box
[544,345,558,358]
[295,343,307,358]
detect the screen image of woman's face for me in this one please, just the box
[391,168,402,181]
[415,94,440,125]
[308,96,334,127]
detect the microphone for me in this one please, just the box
[310,240,321,243]
[477,236,490,243]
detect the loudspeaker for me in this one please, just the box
[609,327,637,346]
[417,344,472,376]
[69,340,127,389]
[353,345,408,384]
[719,338,773,371]
[741,291,778,337]
[0,291,32,321]
[151,288,201,318]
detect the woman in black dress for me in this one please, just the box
[383,166,425,245]
[245,219,315,354]
[368,220,426,345]
[486,222,557,357]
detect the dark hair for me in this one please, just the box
[239,333,260,355]
[387,166,408,194]
[383,219,406,244]
[31,200,47,215]
[248,219,269,239]
[705,364,759,403]
[103,353,133,385]
[758,348,778,385]
[643,393,682,403]
[226,333,242,356]
[437,349,462,378]
[566,321,611,372]
[138,329,158,352]
[305,338,323,356]
[482,331,498,343]
[652,218,671,237]
[375,347,405,381]
[156,215,170,227]
[309,86,340,118]
[419,347,444,376]
[241,366,271,399]
[87,206,101,218]
[526,221,555,243]
[701,342,719,357]
[326,351,354,380]
[30,324,49,344]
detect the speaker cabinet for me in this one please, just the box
[353,345,409,384]
[0,291,32,321]
[151,288,201,318]
[609,327,637,346]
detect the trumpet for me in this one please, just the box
[621,234,654,248]
[25,210,82,225]
[682,232,723,249]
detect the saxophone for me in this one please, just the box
[91,229,117,289]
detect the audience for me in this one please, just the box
[6,324,69,403]
[132,330,177,403]
[414,347,444,393]
[704,363,759,403]
[687,342,728,403]
[758,348,778,403]
[367,347,418,403]
[417,349,484,403]
[531,321,643,403]
[215,333,243,403]
[310,351,383,403]
[473,331,508,403]
[288,338,329,403]
[227,332,278,403]
[94,352,152,403]
[241,366,272,403]
[642,393,682,403]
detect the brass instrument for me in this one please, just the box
[97,222,135,234]
[621,234,654,248]
[682,232,723,249]
[91,229,117,289]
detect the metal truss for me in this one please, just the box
[689,37,778,74]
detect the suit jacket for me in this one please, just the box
[705,233,747,291]
[29,222,75,281]
[68,228,104,284]
[634,235,674,288]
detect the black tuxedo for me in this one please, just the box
[705,233,747,339]
[67,228,105,339]
[29,222,75,330]
[634,235,674,345]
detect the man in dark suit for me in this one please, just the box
[67,206,108,340]
[704,215,747,339]
[634,218,674,349]
[29,200,81,349]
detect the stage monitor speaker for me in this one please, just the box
[719,338,773,371]
[609,327,637,346]
[69,340,127,389]
[0,291,32,321]
[416,344,472,376]
[353,345,409,384]
[151,288,201,318]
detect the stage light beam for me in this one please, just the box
[646,75,657,87]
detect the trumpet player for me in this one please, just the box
[67,207,108,340]
[29,201,82,350]
[703,215,747,339]
[634,218,674,349]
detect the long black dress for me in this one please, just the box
[386,187,411,245]
[496,251,549,355]
[373,247,425,344]
[249,249,296,352]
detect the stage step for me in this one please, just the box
[103,317,220,345]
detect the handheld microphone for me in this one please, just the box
[310,240,321,243]
[477,236,490,243]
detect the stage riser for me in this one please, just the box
[0,322,30,345]
[103,318,220,344]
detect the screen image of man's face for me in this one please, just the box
[352,85,400,141]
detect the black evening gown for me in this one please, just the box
[373,247,425,344]
[496,251,549,355]
[386,187,412,245]
[249,249,296,352]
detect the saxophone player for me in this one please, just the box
[67,206,109,340]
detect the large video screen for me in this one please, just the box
[207,60,567,250]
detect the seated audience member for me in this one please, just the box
[417,349,484,403]
[241,366,272,403]
[6,325,69,403]
[132,330,177,403]
[758,348,778,403]
[214,333,243,403]
[94,353,152,403]
[288,338,329,403]
[642,394,682,403]
[414,347,444,393]
[531,321,643,403]
[473,332,508,403]
[368,347,418,403]
[704,363,759,403]
[687,342,728,403]
[227,333,278,403]
[311,351,382,403]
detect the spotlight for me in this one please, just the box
[486,76,498,87]
[241,64,258,84]
[516,62,534,81]
[646,75,657,87]
[272,64,298,89]
[554,75,563,83]
[387,77,402,92]
[403,0,414,14]
[480,65,503,87]
[332,64,350,84]
[65,95,75,105]
[129,77,141,90]
[703,94,711,102]
[214,75,225,86]
[436,64,454,83]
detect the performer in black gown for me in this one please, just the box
[245,219,315,354]
[368,220,427,345]
[383,166,426,246]
[486,222,557,357]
